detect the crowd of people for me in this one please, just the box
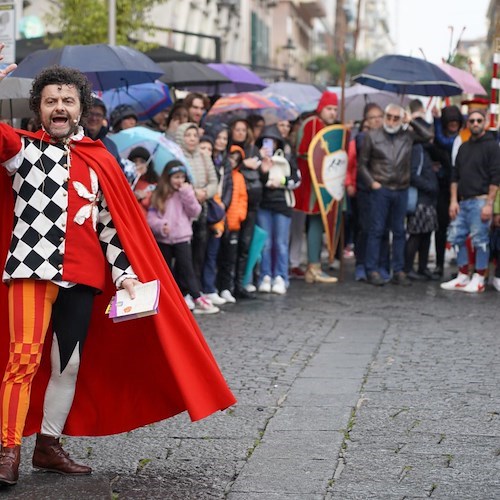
[13,86,500,310]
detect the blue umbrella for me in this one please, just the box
[263,82,323,113]
[99,81,172,121]
[109,126,192,179]
[353,55,462,97]
[11,44,164,91]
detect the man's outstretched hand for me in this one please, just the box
[0,43,17,81]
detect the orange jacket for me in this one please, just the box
[226,168,248,231]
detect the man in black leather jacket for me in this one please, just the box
[358,103,433,286]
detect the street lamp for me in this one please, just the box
[282,37,296,80]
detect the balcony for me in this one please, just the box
[298,0,326,19]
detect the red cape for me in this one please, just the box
[0,129,236,437]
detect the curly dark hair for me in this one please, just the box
[29,66,93,121]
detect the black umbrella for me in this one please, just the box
[353,55,462,97]
[11,44,164,91]
[157,61,230,89]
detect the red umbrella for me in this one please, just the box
[205,93,279,124]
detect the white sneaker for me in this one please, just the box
[258,275,272,293]
[205,292,227,305]
[493,276,500,292]
[193,296,220,314]
[271,276,287,295]
[220,289,236,303]
[462,273,485,294]
[184,294,195,310]
[244,283,257,293]
[440,272,470,291]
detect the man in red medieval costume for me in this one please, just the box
[294,91,340,284]
[0,52,235,486]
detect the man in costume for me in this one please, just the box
[294,91,340,284]
[0,54,235,486]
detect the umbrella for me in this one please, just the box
[99,81,172,121]
[201,63,268,94]
[157,61,230,89]
[438,63,487,95]
[109,126,192,178]
[205,93,278,124]
[342,84,411,122]
[353,55,463,97]
[11,44,164,91]
[254,91,300,123]
[263,82,323,113]
[0,71,33,119]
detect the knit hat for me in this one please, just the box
[128,146,151,162]
[316,91,338,114]
[91,97,107,115]
[229,144,245,160]
[165,160,188,177]
[199,134,214,147]
[110,104,138,130]
[468,108,486,119]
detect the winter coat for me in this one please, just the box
[410,143,439,207]
[176,122,218,199]
[233,140,263,211]
[147,185,201,245]
[226,167,248,232]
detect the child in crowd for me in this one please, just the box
[147,160,219,314]
[201,124,234,305]
[128,146,159,216]
[217,146,248,303]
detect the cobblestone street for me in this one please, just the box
[5,268,500,499]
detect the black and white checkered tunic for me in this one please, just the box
[2,130,136,287]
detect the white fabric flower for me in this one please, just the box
[73,168,100,230]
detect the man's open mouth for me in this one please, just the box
[52,116,69,125]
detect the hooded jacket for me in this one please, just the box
[452,131,500,199]
[175,122,217,199]
[256,125,301,216]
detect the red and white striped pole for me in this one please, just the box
[490,40,500,130]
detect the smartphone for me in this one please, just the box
[262,138,274,156]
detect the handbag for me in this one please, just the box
[206,198,225,224]
[407,146,424,215]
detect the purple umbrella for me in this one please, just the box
[188,63,268,94]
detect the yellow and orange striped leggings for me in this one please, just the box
[0,280,59,447]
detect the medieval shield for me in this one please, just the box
[307,125,349,261]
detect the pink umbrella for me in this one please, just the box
[439,63,487,96]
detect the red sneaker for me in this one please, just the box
[289,267,305,279]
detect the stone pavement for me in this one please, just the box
[2,267,499,499]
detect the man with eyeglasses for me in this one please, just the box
[358,103,432,286]
[440,109,500,293]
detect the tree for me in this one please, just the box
[309,55,370,86]
[44,0,161,49]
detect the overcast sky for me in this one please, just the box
[388,0,490,64]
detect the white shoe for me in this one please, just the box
[184,294,195,310]
[205,292,227,305]
[193,296,220,314]
[244,283,257,293]
[271,276,287,295]
[493,276,500,292]
[220,289,236,303]
[461,273,485,294]
[440,272,470,291]
[258,275,272,293]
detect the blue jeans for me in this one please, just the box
[365,187,408,274]
[257,209,292,286]
[447,198,490,270]
[201,234,221,294]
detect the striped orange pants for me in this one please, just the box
[0,280,59,447]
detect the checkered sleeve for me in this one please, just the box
[97,193,138,288]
